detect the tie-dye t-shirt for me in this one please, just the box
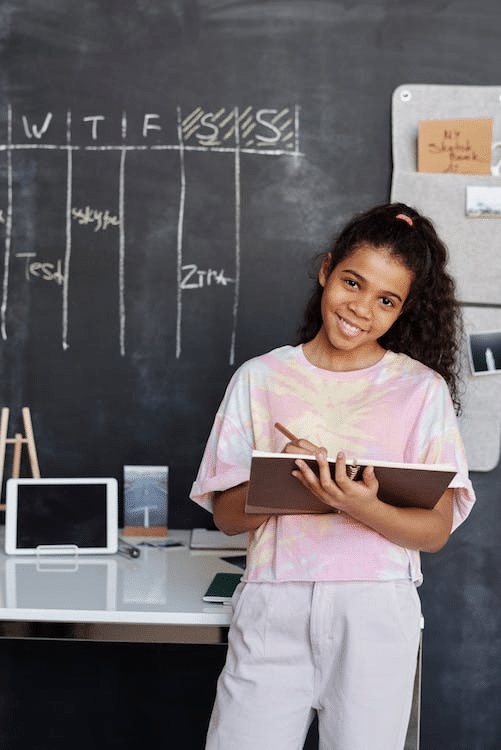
[190,345,475,584]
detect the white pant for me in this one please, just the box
[205,580,421,750]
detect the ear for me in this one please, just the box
[319,253,332,288]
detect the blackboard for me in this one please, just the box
[1,3,501,749]
[1,1,376,528]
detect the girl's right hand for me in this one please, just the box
[282,438,327,458]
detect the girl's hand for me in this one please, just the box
[281,437,326,456]
[292,450,380,515]
[291,448,454,553]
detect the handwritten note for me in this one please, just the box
[418,118,492,175]
[72,206,120,231]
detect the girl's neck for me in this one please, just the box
[302,336,387,372]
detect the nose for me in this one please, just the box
[347,293,372,319]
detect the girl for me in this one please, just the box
[191,203,475,750]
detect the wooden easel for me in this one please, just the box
[0,407,40,511]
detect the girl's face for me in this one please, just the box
[305,242,413,371]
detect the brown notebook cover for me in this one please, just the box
[245,451,457,514]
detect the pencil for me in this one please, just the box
[274,422,300,443]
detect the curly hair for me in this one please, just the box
[295,202,463,413]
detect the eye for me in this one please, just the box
[345,278,359,289]
[380,297,394,308]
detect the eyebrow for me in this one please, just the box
[342,269,404,303]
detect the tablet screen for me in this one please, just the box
[5,478,118,555]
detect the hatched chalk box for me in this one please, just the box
[123,465,168,537]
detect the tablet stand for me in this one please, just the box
[35,544,79,572]
[35,544,79,556]
[0,407,40,510]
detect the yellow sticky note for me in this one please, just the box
[418,118,492,175]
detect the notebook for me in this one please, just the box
[245,451,457,514]
[190,528,248,550]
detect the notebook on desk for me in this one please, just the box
[190,528,248,550]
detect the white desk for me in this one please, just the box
[0,530,241,642]
[0,528,420,749]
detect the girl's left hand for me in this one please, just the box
[292,450,380,516]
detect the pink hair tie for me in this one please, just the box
[396,213,413,226]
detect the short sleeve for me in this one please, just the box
[190,366,254,514]
[405,374,476,532]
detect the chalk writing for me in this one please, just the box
[1,104,301,361]
[0,210,4,224]
[16,253,64,284]
[72,206,120,232]
[17,108,299,152]
[22,113,53,139]
[29,260,65,284]
[180,264,235,289]
[183,106,296,150]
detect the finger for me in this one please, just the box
[292,457,320,485]
[334,451,350,485]
[297,438,325,454]
[335,451,346,482]
[293,457,341,513]
[283,441,306,454]
[296,452,333,494]
[362,465,379,493]
[314,449,335,489]
[283,438,324,455]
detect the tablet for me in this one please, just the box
[5,478,118,555]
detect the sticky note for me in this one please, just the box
[418,118,492,175]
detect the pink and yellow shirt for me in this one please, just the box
[191,345,475,584]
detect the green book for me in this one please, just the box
[203,572,242,603]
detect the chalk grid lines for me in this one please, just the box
[0,105,301,363]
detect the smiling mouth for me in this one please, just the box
[337,314,365,337]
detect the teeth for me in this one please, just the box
[339,316,362,335]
